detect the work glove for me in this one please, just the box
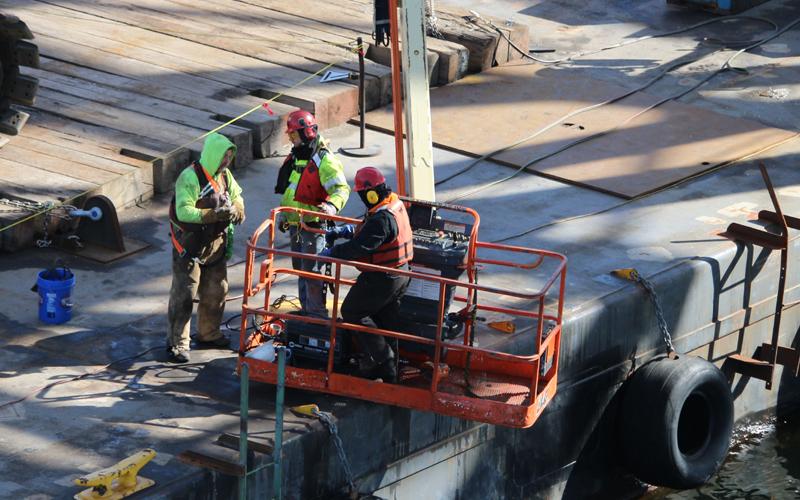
[325,224,355,247]
[200,208,230,224]
[230,199,245,225]
[315,247,333,271]
[214,205,235,223]
[317,202,337,216]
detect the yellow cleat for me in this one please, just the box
[74,449,156,500]
[290,404,320,418]
[611,268,640,282]
[488,320,516,334]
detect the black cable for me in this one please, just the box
[478,14,778,64]
[221,294,301,333]
[436,56,697,191]
[436,15,780,190]
[0,344,165,410]
[450,15,800,222]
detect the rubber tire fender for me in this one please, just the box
[619,354,733,489]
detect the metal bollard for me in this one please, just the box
[273,347,286,500]
[238,363,249,499]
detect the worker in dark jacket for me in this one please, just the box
[321,167,413,383]
[167,133,245,363]
[274,110,350,317]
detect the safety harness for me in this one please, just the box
[293,148,330,206]
[169,162,230,258]
[275,142,332,207]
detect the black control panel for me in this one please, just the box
[284,319,347,365]
[408,204,471,270]
[400,203,472,325]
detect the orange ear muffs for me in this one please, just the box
[366,190,379,204]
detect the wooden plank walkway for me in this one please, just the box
[0,0,527,251]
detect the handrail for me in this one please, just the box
[475,241,545,270]
[251,245,565,301]
[239,203,567,428]
[243,205,566,349]
[242,304,542,364]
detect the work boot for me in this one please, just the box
[168,346,190,363]
[196,335,231,349]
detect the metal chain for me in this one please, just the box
[425,0,444,39]
[631,270,676,354]
[315,410,356,495]
[36,211,53,248]
[0,198,76,219]
[0,198,53,213]
[0,198,79,248]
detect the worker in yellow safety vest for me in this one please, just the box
[274,110,350,317]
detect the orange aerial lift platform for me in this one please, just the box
[238,201,566,428]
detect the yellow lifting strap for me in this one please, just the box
[74,448,156,500]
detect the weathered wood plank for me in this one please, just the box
[19,124,153,180]
[0,157,97,200]
[244,0,468,85]
[434,4,530,68]
[16,2,364,126]
[29,67,254,170]
[12,131,134,177]
[0,142,150,222]
[35,34,248,106]
[160,0,395,102]
[0,144,120,185]
[33,37,291,158]
[21,107,190,194]
[27,89,202,193]
[177,450,245,477]
[37,57,283,160]
[7,130,151,202]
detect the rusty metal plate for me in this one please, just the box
[365,62,797,199]
[438,368,530,405]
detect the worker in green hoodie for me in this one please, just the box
[166,133,245,363]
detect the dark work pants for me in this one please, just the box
[341,271,409,365]
[289,225,327,317]
[167,250,228,350]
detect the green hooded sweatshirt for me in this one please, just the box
[173,133,243,260]
[174,133,242,224]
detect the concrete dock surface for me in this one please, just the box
[3,0,800,498]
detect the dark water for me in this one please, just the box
[643,412,800,499]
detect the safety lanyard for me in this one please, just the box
[199,166,222,198]
[169,224,186,257]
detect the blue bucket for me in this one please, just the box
[37,267,75,324]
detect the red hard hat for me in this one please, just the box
[354,167,386,191]
[286,110,317,140]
